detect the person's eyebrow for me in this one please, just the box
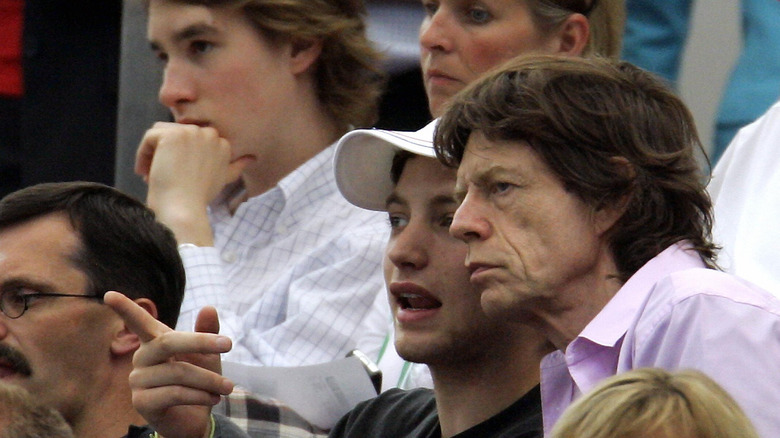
[385,192,407,209]
[385,192,458,211]
[453,164,508,203]
[429,194,458,207]
[0,277,56,294]
[149,23,219,52]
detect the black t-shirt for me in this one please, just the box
[123,425,155,438]
[329,385,542,438]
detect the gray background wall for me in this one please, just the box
[116,1,165,199]
[677,1,740,164]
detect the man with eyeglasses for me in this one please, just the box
[0,182,245,438]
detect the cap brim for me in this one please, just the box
[334,120,437,211]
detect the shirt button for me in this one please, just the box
[276,224,288,235]
[222,251,237,263]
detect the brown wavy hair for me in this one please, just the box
[435,55,717,282]
[150,0,385,133]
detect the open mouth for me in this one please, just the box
[398,293,442,311]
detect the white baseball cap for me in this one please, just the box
[334,119,438,211]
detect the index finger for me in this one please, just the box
[135,128,160,178]
[104,291,171,342]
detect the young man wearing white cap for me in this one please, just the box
[334,121,438,391]
[106,121,548,437]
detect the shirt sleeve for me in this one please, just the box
[621,0,695,85]
[175,246,243,342]
[630,282,780,438]
[176,224,387,367]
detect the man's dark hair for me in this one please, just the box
[0,182,185,327]
[390,150,416,186]
[435,55,717,281]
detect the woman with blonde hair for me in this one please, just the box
[419,0,625,117]
[549,368,759,438]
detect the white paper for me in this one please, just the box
[221,357,379,430]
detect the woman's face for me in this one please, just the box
[419,0,562,116]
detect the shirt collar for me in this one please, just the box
[276,142,336,203]
[210,142,337,215]
[578,241,706,347]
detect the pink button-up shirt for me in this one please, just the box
[541,242,780,437]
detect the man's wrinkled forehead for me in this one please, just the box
[454,134,537,197]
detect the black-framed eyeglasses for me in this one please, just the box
[0,288,104,319]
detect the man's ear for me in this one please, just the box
[288,37,323,75]
[550,13,589,56]
[110,298,158,356]
[593,157,635,235]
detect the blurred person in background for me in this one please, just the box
[621,0,780,163]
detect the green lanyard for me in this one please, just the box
[377,330,413,389]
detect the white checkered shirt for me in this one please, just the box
[176,144,388,367]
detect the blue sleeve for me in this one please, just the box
[621,0,695,86]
